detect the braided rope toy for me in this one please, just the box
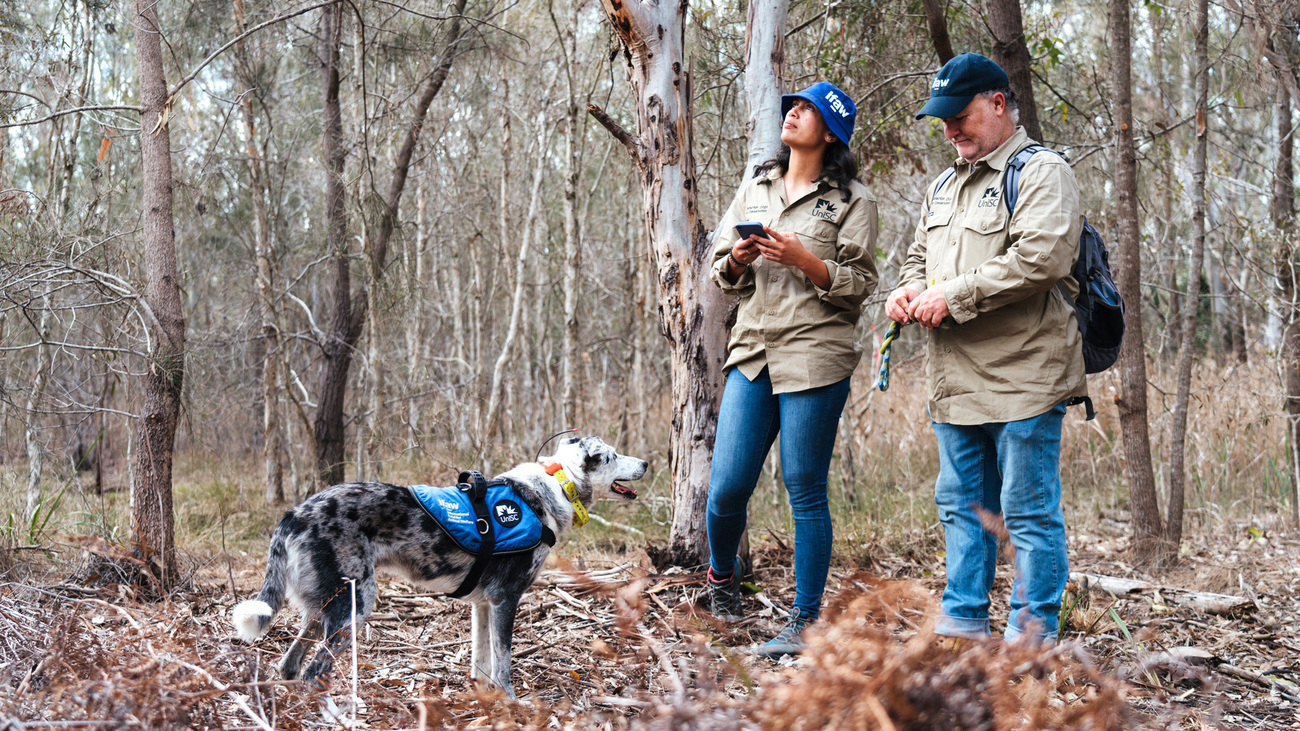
[874,321,902,392]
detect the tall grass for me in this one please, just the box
[0,354,1289,564]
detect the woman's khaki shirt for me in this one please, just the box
[709,168,879,394]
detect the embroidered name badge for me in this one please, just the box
[811,199,838,221]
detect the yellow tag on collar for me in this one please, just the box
[545,463,588,527]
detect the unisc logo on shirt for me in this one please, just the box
[977,186,1001,209]
[812,199,838,221]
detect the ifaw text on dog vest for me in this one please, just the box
[408,483,547,555]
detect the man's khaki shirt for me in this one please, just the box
[710,168,879,394]
[900,127,1087,424]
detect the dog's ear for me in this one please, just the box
[561,434,581,445]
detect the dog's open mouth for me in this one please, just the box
[612,482,638,499]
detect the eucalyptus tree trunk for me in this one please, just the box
[24,290,52,522]
[234,0,285,504]
[485,121,551,448]
[593,0,730,567]
[1274,73,1300,526]
[132,0,185,582]
[58,0,93,220]
[985,0,1042,141]
[1168,0,1210,558]
[555,0,583,426]
[313,0,467,487]
[1109,0,1162,564]
[313,1,355,489]
[920,0,955,64]
[405,175,428,449]
[743,0,788,177]
[739,0,789,569]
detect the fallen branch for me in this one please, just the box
[1070,572,1254,615]
[1216,663,1300,703]
[586,512,645,539]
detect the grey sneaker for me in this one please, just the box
[707,565,743,622]
[755,609,816,658]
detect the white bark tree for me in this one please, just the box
[743,0,788,177]
[592,0,730,566]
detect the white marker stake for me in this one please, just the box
[349,576,359,729]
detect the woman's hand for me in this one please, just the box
[758,227,831,289]
[723,237,762,283]
[730,237,762,267]
[754,227,811,267]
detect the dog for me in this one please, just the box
[231,435,647,698]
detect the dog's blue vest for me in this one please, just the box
[409,483,549,555]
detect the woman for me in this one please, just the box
[707,82,878,657]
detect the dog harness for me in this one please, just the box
[409,471,556,598]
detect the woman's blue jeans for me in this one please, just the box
[707,367,850,617]
[931,403,1069,644]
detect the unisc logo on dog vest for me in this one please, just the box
[494,499,522,527]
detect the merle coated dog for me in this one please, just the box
[231,436,646,698]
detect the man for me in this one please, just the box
[886,53,1086,644]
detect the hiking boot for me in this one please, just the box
[934,635,973,654]
[755,608,816,658]
[707,565,743,622]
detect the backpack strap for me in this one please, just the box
[933,166,958,199]
[1002,144,1056,217]
[449,470,496,598]
[1003,145,1100,422]
[1066,395,1096,421]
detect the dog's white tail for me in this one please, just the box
[232,600,275,641]
[231,516,292,642]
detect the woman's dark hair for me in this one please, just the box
[753,141,860,202]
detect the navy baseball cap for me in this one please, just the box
[915,53,1010,120]
[781,82,856,145]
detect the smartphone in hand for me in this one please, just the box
[734,221,769,240]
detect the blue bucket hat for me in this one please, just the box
[915,53,1010,120]
[781,81,856,145]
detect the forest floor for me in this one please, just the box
[0,508,1297,730]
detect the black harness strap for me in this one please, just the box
[450,471,495,598]
[447,471,558,599]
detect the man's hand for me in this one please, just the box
[886,287,919,324]
[907,285,950,328]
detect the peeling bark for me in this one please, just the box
[595,0,728,566]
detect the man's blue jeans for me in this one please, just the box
[707,367,850,617]
[931,403,1068,643]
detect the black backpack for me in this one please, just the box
[1003,145,1125,380]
